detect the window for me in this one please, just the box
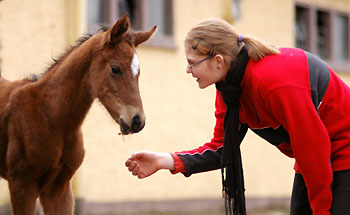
[334,14,349,62]
[295,3,350,72]
[87,0,114,32]
[295,6,310,51]
[87,0,174,48]
[87,0,141,32]
[316,10,330,59]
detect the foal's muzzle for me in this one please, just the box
[119,115,145,135]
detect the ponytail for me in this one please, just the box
[240,34,280,61]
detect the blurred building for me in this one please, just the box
[0,0,349,214]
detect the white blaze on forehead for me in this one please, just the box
[131,53,140,77]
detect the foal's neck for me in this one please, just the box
[37,37,97,129]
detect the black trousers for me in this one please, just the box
[290,170,350,215]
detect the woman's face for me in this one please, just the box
[185,47,227,89]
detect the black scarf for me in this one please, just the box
[215,46,249,215]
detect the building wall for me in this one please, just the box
[1,0,349,211]
[0,0,68,80]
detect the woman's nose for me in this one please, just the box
[186,65,192,74]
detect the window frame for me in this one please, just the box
[295,2,350,73]
[86,0,175,49]
[139,0,175,49]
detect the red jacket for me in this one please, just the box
[171,48,350,215]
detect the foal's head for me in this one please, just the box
[89,15,156,135]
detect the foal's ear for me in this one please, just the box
[108,14,130,44]
[133,26,157,47]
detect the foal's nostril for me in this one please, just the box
[131,115,142,132]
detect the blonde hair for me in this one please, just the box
[185,18,280,64]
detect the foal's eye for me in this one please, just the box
[111,67,122,75]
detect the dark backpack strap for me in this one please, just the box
[305,51,330,112]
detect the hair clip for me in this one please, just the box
[192,38,202,49]
[207,44,215,56]
[238,34,244,44]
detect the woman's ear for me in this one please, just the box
[214,54,226,70]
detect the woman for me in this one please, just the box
[125,18,350,215]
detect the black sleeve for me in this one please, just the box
[178,124,249,177]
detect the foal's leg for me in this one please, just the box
[8,178,38,215]
[39,182,74,215]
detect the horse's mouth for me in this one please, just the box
[119,117,145,135]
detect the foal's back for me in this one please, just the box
[0,77,35,120]
[0,77,35,107]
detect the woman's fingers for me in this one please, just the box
[128,160,138,172]
[129,152,144,161]
[126,160,144,178]
[132,165,139,175]
[138,173,145,179]
[125,159,131,167]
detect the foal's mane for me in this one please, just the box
[26,28,110,81]
[24,34,93,82]
[25,25,134,82]
[49,27,113,71]
[45,34,94,73]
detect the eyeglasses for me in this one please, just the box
[187,55,213,69]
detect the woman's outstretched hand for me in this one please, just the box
[125,151,175,179]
